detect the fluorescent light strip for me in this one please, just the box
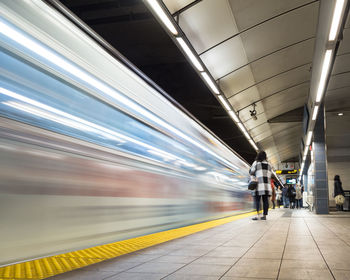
[316,50,333,102]
[249,139,258,150]
[218,95,231,111]
[312,105,319,120]
[201,72,219,94]
[146,0,178,35]
[306,131,313,146]
[176,37,203,72]
[228,110,239,122]
[329,0,345,41]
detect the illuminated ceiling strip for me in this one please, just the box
[176,37,204,71]
[146,0,178,35]
[312,105,319,120]
[316,49,332,102]
[218,95,231,111]
[143,1,258,151]
[329,0,345,41]
[201,72,219,94]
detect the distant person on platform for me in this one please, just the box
[249,151,272,220]
[288,184,296,209]
[276,186,283,208]
[282,185,289,208]
[295,183,303,209]
[334,175,345,211]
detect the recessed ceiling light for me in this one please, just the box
[338,112,343,116]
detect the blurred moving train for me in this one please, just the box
[0,1,252,266]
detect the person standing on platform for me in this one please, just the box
[276,186,283,208]
[249,151,272,220]
[295,183,303,209]
[334,175,345,211]
[271,179,276,209]
[282,185,289,208]
[288,184,296,209]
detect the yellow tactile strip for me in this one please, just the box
[0,210,258,280]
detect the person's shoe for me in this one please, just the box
[252,217,259,220]
[260,216,266,220]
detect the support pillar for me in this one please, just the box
[313,104,329,214]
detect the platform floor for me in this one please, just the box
[50,208,350,280]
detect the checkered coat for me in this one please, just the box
[249,160,272,196]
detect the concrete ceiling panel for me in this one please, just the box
[332,53,350,75]
[249,38,315,82]
[163,0,194,14]
[239,2,318,62]
[327,72,350,91]
[179,0,238,53]
[221,65,255,98]
[228,85,260,112]
[228,0,311,31]
[338,28,350,55]
[200,36,248,79]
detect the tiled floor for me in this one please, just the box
[49,209,350,280]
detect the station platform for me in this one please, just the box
[46,208,350,280]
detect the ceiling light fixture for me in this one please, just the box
[329,0,345,41]
[218,95,231,111]
[306,131,313,146]
[312,105,319,120]
[146,0,178,35]
[176,37,204,71]
[316,49,333,102]
[249,139,258,151]
[201,72,219,94]
[228,110,240,122]
[338,112,344,116]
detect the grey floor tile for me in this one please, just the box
[106,272,167,280]
[280,259,328,269]
[278,267,334,280]
[332,269,350,280]
[126,262,185,274]
[152,255,198,264]
[163,275,219,280]
[224,258,280,278]
[49,270,117,280]
[174,263,231,276]
[192,256,239,265]
[206,246,248,258]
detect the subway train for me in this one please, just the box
[0,1,253,266]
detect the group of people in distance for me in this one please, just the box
[249,150,346,221]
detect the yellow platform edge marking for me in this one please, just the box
[0,210,259,279]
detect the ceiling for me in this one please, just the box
[58,0,349,167]
[162,0,320,166]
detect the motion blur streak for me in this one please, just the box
[0,1,252,266]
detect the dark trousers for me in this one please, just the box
[296,199,302,208]
[255,194,269,216]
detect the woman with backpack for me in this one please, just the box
[249,151,272,220]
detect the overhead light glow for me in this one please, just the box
[218,95,231,111]
[146,0,178,35]
[338,112,344,116]
[228,110,239,122]
[329,0,345,41]
[306,131,313,146]
[176,37,203,71]
[249,139,258,151]
[201,72,219,94]
[237,122,246,133]
[316,50,332,102]
[312,105,319,120]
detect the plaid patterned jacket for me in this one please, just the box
[249,160,272,196]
